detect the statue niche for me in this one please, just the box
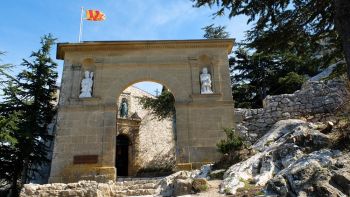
[119,98,129,118]
[200,67,213,94]
[79,70,94,98]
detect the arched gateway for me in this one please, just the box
[49,39,235,183]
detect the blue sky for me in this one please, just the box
[0,0,250,95]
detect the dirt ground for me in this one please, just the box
[178,180,225,197]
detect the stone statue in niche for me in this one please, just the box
[79,71,94,98]
[120,98,128,118]
[200,67,213,94]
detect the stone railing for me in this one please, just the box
[234,79,350,142]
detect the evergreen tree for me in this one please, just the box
[194,0,345,107]
[231,48,309,108]
[199,24,311,107]
[193,0,350,79]
[202,24,230,39]
[0,34,58,196]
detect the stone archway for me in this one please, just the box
[49,39,235,183]
[116,83,176,177]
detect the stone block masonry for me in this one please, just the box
[49,39,235,182]
[235,80,350,142]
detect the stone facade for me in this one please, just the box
[235,80,350,142]
[49,39,235,183]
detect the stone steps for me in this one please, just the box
[114,188,158,196]
[117,176,164,182]
[112,177,164,196]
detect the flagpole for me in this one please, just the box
[78,7,84,42]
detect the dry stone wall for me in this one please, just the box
[235,80,350,142]
[21,179,162,197]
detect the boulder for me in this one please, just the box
[159,171,193,196]
[193,164,213,179]
[220,119,338,195]
[159,166,213,196]
[173,178,193,196]
[266,150,350,196]
[192,178,208,192]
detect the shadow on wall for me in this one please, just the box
[136,101,176,177]
[136,148,176,177]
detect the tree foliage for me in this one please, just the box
[201,23,312,108]
[193,0,350,79]
[193,0,350,107]
[217,128,245,154]
[231,48,310,108]
[0,34,58,196]
[138,88,175,120]
[202,24,230,39]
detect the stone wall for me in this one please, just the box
[21,179,161,197]
[235,80,350,142]
[119,86,175,171]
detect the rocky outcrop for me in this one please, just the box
[266,150,350,196]
[235,80,350,142]
[220,119,350,196]
[159,171,194,196]
[159,165,212,196]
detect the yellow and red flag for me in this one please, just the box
[85,10,106,21]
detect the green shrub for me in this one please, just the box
[224,188,232,195]
[192,178,209,193]
[197,184,209,191]
[217,128,245,154]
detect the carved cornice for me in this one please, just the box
[57,39,235,60]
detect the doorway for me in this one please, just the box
[116,135,129,176]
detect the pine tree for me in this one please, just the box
[193,0,350,79]
[0,52,20,191]
[0,34,58,196]
[198,24,311,107]
[202,24,230,39]
[231,48,309,108]
[194,1,344,107]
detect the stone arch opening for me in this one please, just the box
[116,81,176,177]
